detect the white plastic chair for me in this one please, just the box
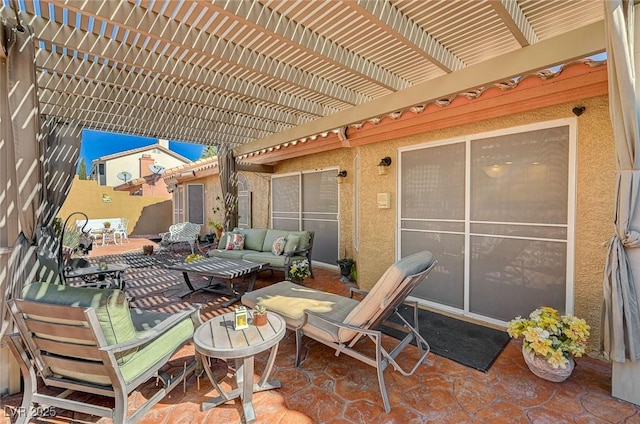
[113,218,130,244]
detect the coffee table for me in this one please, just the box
[168,257,266,306]
[194,311,286,423]
[64,263,130,290]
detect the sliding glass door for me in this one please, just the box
[399,119,576,325]
[272,169,339,265]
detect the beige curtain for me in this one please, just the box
[0,21,42,339]
[41,118,81,226]
[602,0,640,363]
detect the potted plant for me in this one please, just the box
[208,219,223,240]
[507,306,590,382]
[288,259,311,284]
[253,303,268,326]
[336,257,355,283]
[143,244,154,255]
[103,221,111,229]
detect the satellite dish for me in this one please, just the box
[117,171,132,183]
[149,164,166,175]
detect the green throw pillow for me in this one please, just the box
[284,234,300,253]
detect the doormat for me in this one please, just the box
[379,305,510,372]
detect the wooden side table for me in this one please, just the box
[194,311,286,423]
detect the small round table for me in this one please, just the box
[194,311,286,423]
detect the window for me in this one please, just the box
[186,184,204,225]
[237,173,252,228]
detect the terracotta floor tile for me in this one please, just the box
[2,243,640,424]
[286,387,345,422]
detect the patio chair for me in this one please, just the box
[159,222,201,253]
[113,218,130,244]
[4,281,202,424]
[242,250,437,413]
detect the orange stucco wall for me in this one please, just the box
[57,177,172,237]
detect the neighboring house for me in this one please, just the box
[90,139,190,187]
[162,156,268,236]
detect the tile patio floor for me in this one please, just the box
[1,238,640,423]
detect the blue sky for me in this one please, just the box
[79,129,205,170]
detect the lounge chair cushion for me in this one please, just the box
[242,280,359,330]
[22,282,137,362]
[339,251,435,341]
[21,282,195,386]
[121,309,195,384]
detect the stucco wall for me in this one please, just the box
[274,95,614,352]
[57,177,172,236]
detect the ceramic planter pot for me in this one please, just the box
[253,312,268,326]
[522,345,574,382]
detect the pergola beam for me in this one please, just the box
[352,0,465,73]
[210,0,410,92]
[489,0,538,47]
[35,1,362,108]
[235,20,605,156]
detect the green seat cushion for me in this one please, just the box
[209,249,254,260]
[120,309,195,384]
[22,282,137,365]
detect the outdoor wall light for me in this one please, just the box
[377,157,392,175]
[336,170,347,184]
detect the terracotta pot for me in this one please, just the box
[253,312,268,326]
[522,345,574,382]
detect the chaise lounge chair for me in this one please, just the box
[242,250,437,413]
[4,281,202,424]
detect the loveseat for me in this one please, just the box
[208,228,314,278]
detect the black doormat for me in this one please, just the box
[379,305,510,372]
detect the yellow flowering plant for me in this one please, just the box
[507,306,590,369]
[289,259,311,280]
[185,253,205,263]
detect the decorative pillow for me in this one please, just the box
[271,236,286,256]
[226,233,245,250]
[284,235,300,254]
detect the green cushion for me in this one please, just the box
[288,231,311,250]
[263,230,293,252]
[209,249,255,260]
[284,235,301,253]
[238,228,267,251]
[21,282,138,364]
[121,309,195,384]
[218,232,229,249]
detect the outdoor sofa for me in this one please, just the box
[208,228,314,278]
